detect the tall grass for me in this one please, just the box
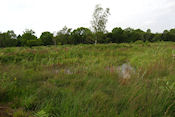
[0,42,175,117]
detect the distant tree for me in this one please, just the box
[0,30,17,47]
[55,26,72,45]
[91,4,110,44]
[95,32,107,43]
[112,27,124,43]
[0,32,6,47]
[40,32,53,45]
[144,29,153,42]
[147,29,151,33]
[105,32,112,43]
[168,29,175,41]
[0,32,4,47]
[70,27,94,44]
[91,4,110,33]
[6,30,17,39]
[123,28,135,43]
[21,29,38,47]
[162,30,169,41]
[152,33,162,42]
[22,29,37,40]
[16,35,22,46]
[122,28,145,43]
[7,31,17,46]
[134,29,145,42]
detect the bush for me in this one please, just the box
[26,39,43,47]
[134,40,144,44]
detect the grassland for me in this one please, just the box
[0,42,175,117]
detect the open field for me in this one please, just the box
[0,42,175,117]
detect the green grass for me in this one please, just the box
[0,42,175,117]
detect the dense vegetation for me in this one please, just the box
[0,42,175,116]
[1,27,175,48]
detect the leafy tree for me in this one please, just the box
[22,29,37,40]
[112,27,124,43]
[122,28,145,43]
[21,29,38,47]
[134,29,145,42]
[70,27,94,44]
[152,33,162,42]
[105,32,112,43]
[168,29,175,41]
[123,28,135,43]
[91,4,110,33]
[0,30,17,47]
[143,29,154,42]
[40,32,53,45]
[95,32,107,43]
[162,30,169,41]
[161,29,175,42]
[16,35,22,46]
[55,26,72,45]
[91,5,110,44]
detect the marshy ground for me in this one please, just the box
[0,42,175,117]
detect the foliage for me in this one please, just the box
[55,26,72,45]
[91,4,110,33]
[40,32,54,46]
[1,27,175,47]
[20,29,38,47]
[26,39,43,48]
[162,29,175,42]
[112,27,124,43]
[71,27,94,44]
[0,30,17,47]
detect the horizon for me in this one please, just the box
[0,0,175,36]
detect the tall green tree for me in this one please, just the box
[123,28,144,43]
[40,32,53,45]
[70,27,94,44]
[152,33,162,42]
[168,29,175,41]
[22,29,37,39]
[144,29,153,42]
[162,30,169,41]
[21,29,39,47]
[55,26,72,45]
[0,30,17,47]
[112,27,124,43]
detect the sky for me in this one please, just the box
[0,0,175,36]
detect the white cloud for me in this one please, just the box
[0,0,175,36]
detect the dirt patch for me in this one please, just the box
[0,105,33,117]
[117,63,135,79]
[0,106,13,117]
[106,63,135,79]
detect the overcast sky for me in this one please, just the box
[0,0,175,36]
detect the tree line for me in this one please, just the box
[0,4,175,48]
[1,27,175,48]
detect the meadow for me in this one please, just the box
[0,42,175,117]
